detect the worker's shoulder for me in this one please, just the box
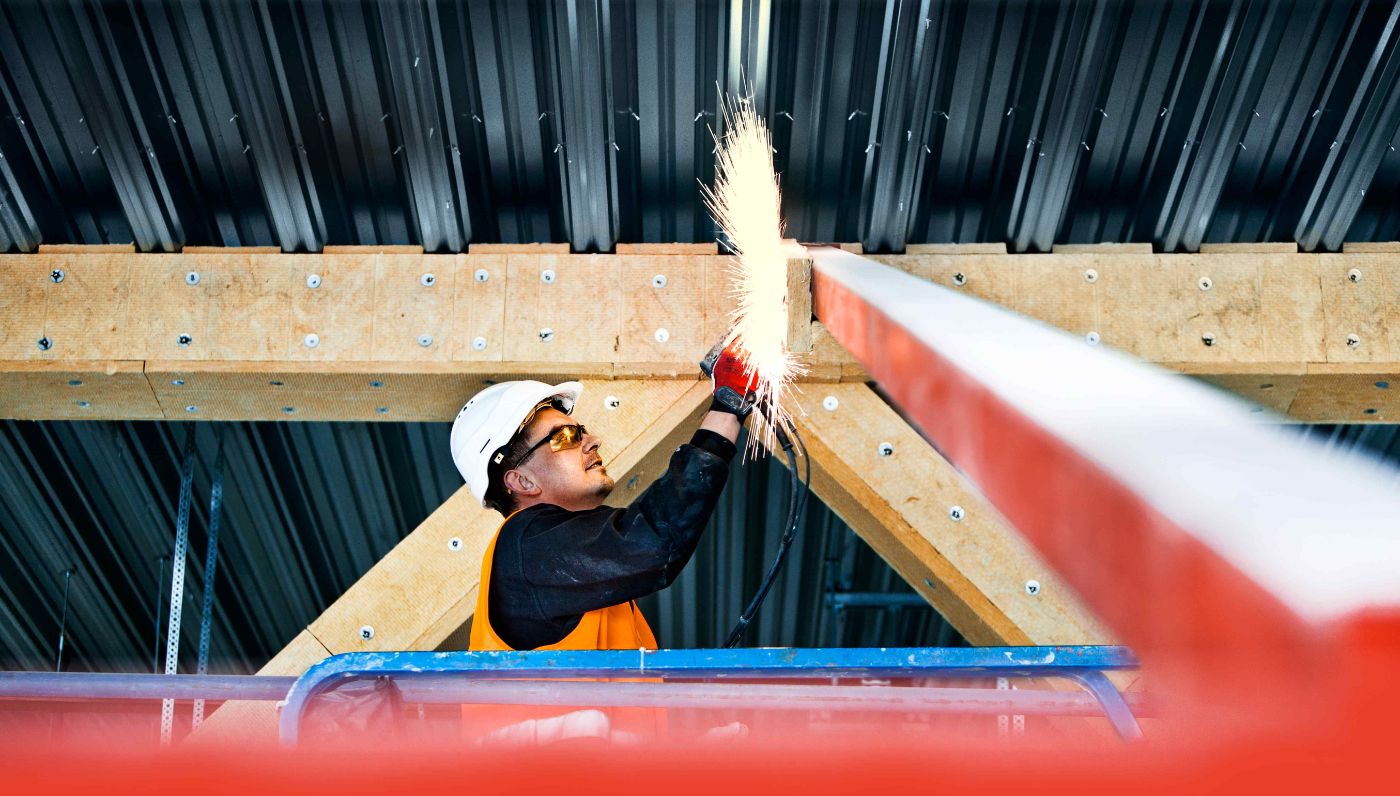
[501,503,611,538]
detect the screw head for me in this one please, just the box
[50,269,65,284]
[823,395,839,411]
[1348,268,1362,283]
[539,328,555,343]
[1025,580,1041,596]
[306,273,322,289]
[369,380,384,388]
[605,395,621,410]
[67,379,82,386]
[185,405,198,413]
[417,333,434,347]
[1198,276,1213,291]
[1085,331,1100,346]
[626,475,641,490]
[1377,381,1391,390]
[541,269,556,284]
[652,274,667,288]
[375,407,389,415]
[171,379,186,386]
[448,537,463,552]
[177,334,192,348]
[474,269,489,283]
[654,328,670,344]
[952,272,967,286]
[1083,269,1098,283]
[281,406,296,414]
[419,272,436,287]
[269,380,285,386]
[185,271,200,286]
[949,505,965,522]
[472,336,487,351]
[1202,332,1216,347]
[877,442,894,457]
[37,337,52,351]
[359,625,374,641]
[1347,333,1361,348]
[75,400,90,408]
[304,333,320,348]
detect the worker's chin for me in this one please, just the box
[592,474,615,499]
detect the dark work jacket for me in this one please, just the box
[486,429,736,650]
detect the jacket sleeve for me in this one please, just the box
[501,429,736,627]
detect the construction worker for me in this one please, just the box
[448,342,756,743]
[449,341,755,654]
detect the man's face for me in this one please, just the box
[509,407,613,510]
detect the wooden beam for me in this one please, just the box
[1197,242,1298,254]
[36,243,135,253]
[615,243,718,255]
[781,384,1110,646]
[786,253,813,354]
[3,248,1399,422]
[903,243,1006,255]
[1050,243,1154,254]
[863,249,1400,422]
[188,378,711,744]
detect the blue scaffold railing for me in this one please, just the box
[277,645,1143,745]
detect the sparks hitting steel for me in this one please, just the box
[700,93,805,455]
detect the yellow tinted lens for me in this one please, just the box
[548,424,583,452]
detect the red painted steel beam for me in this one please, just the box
[807,245,1400,724]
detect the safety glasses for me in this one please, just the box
[514,422,589,467]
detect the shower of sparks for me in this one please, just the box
[700,93,806,457]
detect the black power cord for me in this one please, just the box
[722,418,811,648]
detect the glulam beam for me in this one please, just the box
[1,244,1398,422]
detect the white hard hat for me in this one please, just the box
[450,380,583,507]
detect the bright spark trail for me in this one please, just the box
[701,93,806,457]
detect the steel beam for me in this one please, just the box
[807,246,1400,713]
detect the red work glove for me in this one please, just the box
[708,342,758,420]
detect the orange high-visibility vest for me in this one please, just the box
[468,513,658,652]
[465,512,661,744]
